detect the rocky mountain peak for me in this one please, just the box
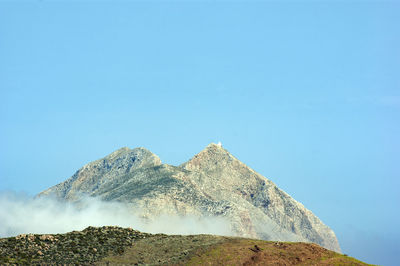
[39,147,161,200]
[181,142,235,171]
[204,142,225,151]
[104,147,161,167]
[105,147,130,160]
[39,144,341,253]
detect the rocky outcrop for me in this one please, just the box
[0,226,150,265]
[39,143,341,252]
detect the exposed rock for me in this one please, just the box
[0,226,150,265]
[39,143,341,252]
[40,147,162,200]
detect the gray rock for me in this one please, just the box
[40,147,162,200]
[39,143,341,252]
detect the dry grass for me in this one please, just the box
[99,236,371,265]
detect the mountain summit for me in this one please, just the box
[39,143,340,252]
[40,147,161,201]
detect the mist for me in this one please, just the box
[0,191,233,238]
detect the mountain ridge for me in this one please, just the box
[39,143,341,252]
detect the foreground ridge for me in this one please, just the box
[0,226,150,265]
[0,226,368,265]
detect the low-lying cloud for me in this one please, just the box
[0,191,232,238]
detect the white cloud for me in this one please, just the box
[0,191,232,238]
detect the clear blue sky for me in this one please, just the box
[0,1,399,265]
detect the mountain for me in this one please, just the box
[39,143,340,252]
[1,226,368,265]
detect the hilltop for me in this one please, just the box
[0,226,368,265]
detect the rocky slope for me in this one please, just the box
[39,143,341,252]
[0,226,368,265]
[0,226,150,265]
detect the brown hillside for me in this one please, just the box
[101,235,369,266]
[0,226,367,265]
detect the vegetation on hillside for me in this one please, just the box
[0,226,369,265]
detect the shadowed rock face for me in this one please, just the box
[39,143,341,252]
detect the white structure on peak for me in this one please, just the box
[217,141,222,147]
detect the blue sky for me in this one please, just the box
[0,1,399,265]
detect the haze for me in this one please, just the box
[0,192,233,238]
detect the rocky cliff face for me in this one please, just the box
[39,143,341,252]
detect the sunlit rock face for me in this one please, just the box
[40,147,162,201]
[39,143,341,252]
